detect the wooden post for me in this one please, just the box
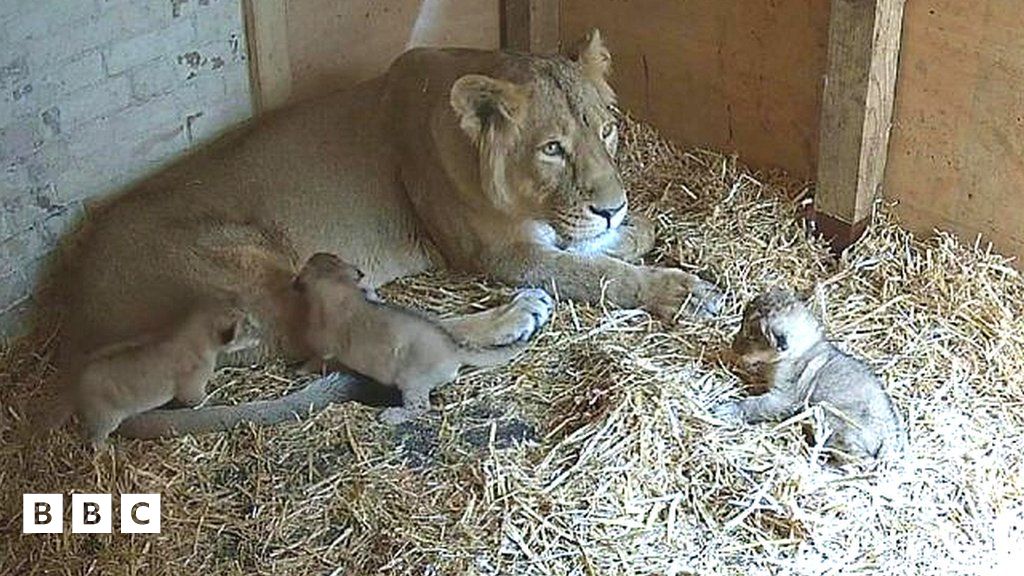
[813,0,905,253]
[242,0,292,114]
[500,0,560,53]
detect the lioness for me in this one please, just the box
[720,288,905,462]
[294,253,551,424]
[41,30,722,437]
[75,305,248,448]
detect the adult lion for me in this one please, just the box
[42,31,722,438]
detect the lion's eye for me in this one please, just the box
[600,122,616,140]
[540,141,566,157]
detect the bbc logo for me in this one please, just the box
[23,494,161,534]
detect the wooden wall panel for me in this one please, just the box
[561,0,830,180]
[243,0,292,112]
[501,0,560,53]
[884,0,1024,263]
[285,0,499,103]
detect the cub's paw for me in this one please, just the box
[379,406,423,425]
[641,268,724,321]
[712,401,744,424]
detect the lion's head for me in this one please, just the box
[449,30,626,247]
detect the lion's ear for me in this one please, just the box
[450,74,529,143]
[571,29,615,104]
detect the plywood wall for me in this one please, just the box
[884,0,1024,263]
[285,0,498,103]
[561,0,830,180]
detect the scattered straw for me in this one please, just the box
[2,116,1022,575]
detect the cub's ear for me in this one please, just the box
[571,28,616,104]
[450,74,530,143]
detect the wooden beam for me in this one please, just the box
[813,0,905,253]
[500,0,559,53]
[242,0,292,114]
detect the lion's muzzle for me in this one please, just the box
[589,201,627,230]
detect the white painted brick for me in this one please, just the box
[58,93,189,204]
[0,161,33,203]
[0,95,13,127]
[96,0,175,22]
[0,1,20,22]
[3,0,98,45]
[1,51,108,124]
[0,268,31,314]
[105,17,196,76]
[17,17,114,73]
[41,200,84,241]
[0,120,43,168]
[12,1,177,71]
[194,0,245,41]
[0,54,30,89]
[38,51,105,98]
[221,62,251,102]
[186,96,251,146]
[66,96,182,161]
[59,73,132,129]
[0,190,54,244]
[0,0,252,333]
[0,225,47,276]
[130,56,189,101]
[186,68,228,102]
[0,92,39,127]
[132,119,190,165]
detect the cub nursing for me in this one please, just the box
[76,306,251,448]
[721,287,905,462]
[293,252,552,423]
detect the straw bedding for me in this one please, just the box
[2,116,1022,575]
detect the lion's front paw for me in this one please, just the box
[506,287,555,343]
[640,268,724,321]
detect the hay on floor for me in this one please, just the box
[2,116,1023,575]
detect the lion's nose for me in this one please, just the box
[589,202,626,227]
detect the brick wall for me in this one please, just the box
[0,0,253,336]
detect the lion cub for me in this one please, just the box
[76,306,249,448]
[293,252,547,424]
[720,287,904,462]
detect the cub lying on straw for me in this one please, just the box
[718,287,905,462]
[76,306,252,448]
[292,253,553,424]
